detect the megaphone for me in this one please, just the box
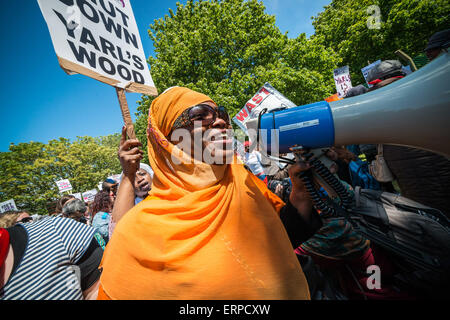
[254,52,450,158]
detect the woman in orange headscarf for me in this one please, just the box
[98,87,322,300]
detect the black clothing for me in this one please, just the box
[383,145,450,218]
[280,200,323,248]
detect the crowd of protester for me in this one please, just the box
[0,29,449,300]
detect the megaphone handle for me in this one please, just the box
[299,170,336,216]
[292,148,353,216]
[307,155,353,210]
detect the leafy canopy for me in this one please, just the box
[312,0,450,84]
[135,0,341,160]
[0,135,121,215]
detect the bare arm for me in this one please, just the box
[83,279,100,300]
[111,126,143,225]
[288,161,318,226]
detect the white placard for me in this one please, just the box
[56,179,73,193]
[38,0,156,95]
[82,189,98,203]
[333,66,353,98]
[71,193,83,201]
[232,82,296,134]
[0,199,18,213]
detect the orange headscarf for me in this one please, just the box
[98,87,310,300]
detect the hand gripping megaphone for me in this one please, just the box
[255,52,450,159]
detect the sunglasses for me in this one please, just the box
[172,104,231,131]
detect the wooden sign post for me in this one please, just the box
[116,87,136,140]
[38,0,158,137]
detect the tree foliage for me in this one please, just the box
[312,0,450,84]
[0,135,121,215]
[135,0,342,160]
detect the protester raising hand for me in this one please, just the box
[110,127,144,227]
[118,126,144,179]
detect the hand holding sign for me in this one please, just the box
[118,126,143,180]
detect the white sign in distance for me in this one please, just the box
[38,0,157,96]
[0,199,18,213]
[71,193,83,201]
[56,179,73,193]
[82,189,98,203]
[333,66,353,98]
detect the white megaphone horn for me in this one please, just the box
[255,52,450,158]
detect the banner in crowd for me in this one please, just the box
[232,82,297,134]
[361,60,381,88]
[0,199,18,213]
[238,84,299,173]
[37,0,157,95]
[55,179,73,193]
[82,189,98,203]
[71,193,83,201]
[333,65,353,98]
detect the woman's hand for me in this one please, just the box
[118,126,144,180]
[111,127,144,226]
[274,184,284,198]
[288,160,314,221]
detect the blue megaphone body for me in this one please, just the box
[258,52,450,158]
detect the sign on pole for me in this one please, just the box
[37,0,157,96]
[361,60,381,88]
[56,179,73,193]
[232,83,297,134]
[71,193,83,201]
[333,66,353,98]
[0,199,18,213]
[82,189,98,203]
[38,0,158,139]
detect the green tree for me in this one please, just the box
[0,135,121,215]
[135,0,341,160]
[312,0,450,84]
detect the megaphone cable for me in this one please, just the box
[294,148,354,218]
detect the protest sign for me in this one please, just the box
[361,60,381,88]
[71,193,83,201]
[0,199,18,213]
[333,66,353,98]
[56,179,73,193]
[232,83,297,134]
[38,0,156,95]
[82,189,98,202]
[38,0,158,139]
[235,84,298,173]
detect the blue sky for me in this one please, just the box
[0,0,330,152]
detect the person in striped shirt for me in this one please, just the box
[0,216,103,300]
